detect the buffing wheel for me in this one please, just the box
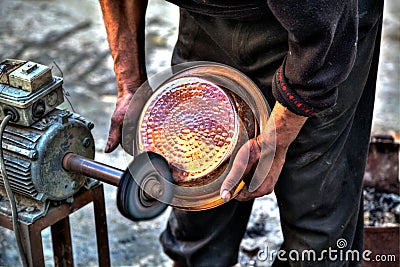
[117,152,174,221]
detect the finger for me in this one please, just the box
[105,117,122,153]
[220,141,253,202]
[248,142,275,193]
[234,183,263,201]
[235,189,252,202]
[121,113,136,154]
[247,123,277,193]
[236,190,263,202]
[121,89,152,153]
[235,182,271,202]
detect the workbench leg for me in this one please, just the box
[93,185,111,267]
[19,223,45,267]
[51,216,74,267]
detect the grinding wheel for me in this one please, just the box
[117,152,174,221]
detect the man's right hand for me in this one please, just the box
[99,0,149,152]
[105,92,134,153]
[105,83,152,153]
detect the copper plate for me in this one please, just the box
[137,77,239,184]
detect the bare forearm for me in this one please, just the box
[264,101,308,152]
[99,0,148,96]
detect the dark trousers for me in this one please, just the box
[160,1,384,266]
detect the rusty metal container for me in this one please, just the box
[363,226,399,266]
[363,135,399,267]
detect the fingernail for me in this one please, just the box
[221,190,231,203]
[105,144,110,153]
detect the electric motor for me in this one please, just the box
[0,59,95,203]
[0,109,94,201]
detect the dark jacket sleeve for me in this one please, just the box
[269,0,358,116]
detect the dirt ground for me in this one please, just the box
[0,1,282,266]
[0,0,398,266]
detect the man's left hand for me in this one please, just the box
[220,102,308,202]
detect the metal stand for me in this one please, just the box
[0,183,110,267]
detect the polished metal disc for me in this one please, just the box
[137,77,239,184]
[123,62,274,211]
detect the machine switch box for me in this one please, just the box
[0,59,64,126]
[9,61,53,92]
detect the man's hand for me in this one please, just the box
[106,83,152,153]
[220,102,308,202]
[99,0,148,153]
[105,92,134,153]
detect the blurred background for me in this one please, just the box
[0,0,398,266]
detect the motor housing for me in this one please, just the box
[0,59,95,222]
[0,109,95,201]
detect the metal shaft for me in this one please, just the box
[62,153,123,187]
